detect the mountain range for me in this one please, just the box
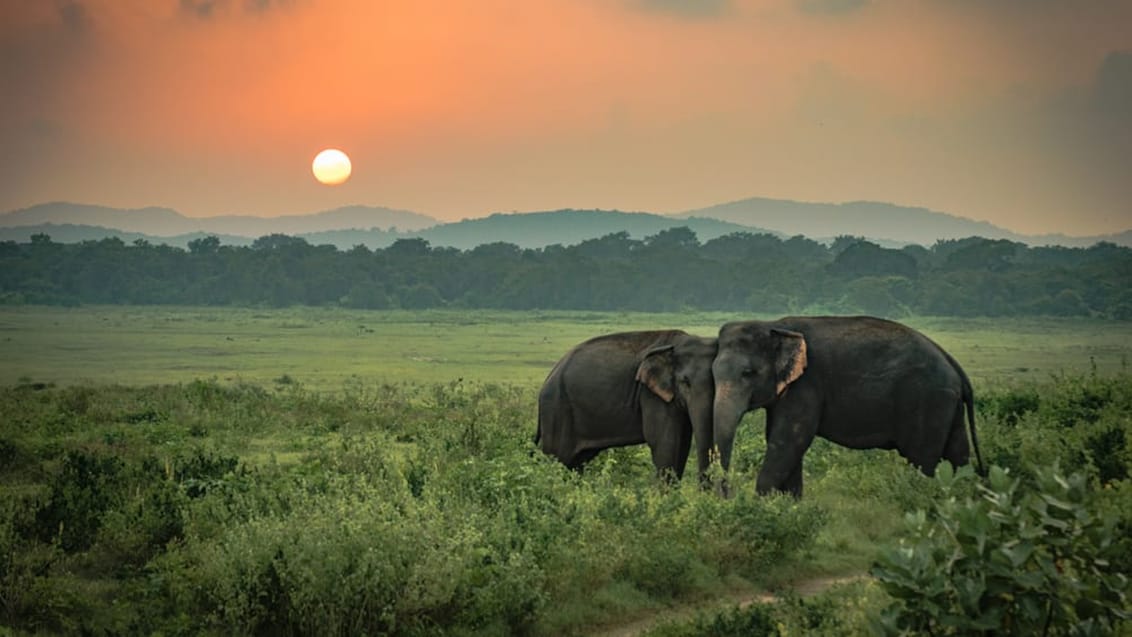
[2,199,1128,250]
[0,203,435,237]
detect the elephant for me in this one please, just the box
[536,330,718,481]
[711,316,985,497]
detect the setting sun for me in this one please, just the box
[312,149,352,186]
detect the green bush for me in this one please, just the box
[156,472,549,636]
[871,463,1129,636]
[978,373,1132,485]
[34,450,126,552]
[4,373,1125,635]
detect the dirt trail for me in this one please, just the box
[590,574,869,637]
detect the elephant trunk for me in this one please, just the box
[689,397,715,486]
[713,382,747,473]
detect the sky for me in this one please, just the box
[1,0,1130,236]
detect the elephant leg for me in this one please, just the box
[674,421,693,481]
[651,420,692,482]
[781,460,804,498]
[694,410,714,488]
[568,447,602,472]
[643,401,692,482]
[757,400,817,497]
[900,389,963,476]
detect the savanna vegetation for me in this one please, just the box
[2,228,1130,318]
[1,308,1129,635]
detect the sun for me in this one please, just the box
[312,148,352,185]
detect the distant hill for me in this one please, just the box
[0,202,437,237]
[411,210,770,250]
[0,210,771,251]
[677,197,1128,248]
[255,210,772,250]
[0,223,252,249]
[4,199,1129,249]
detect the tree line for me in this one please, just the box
[1,228,1129,318]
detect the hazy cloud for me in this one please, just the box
[57,1,90,33]
[2,0,1129,233]
[797,0,868,16]
[180,0,221,19]
[178,0,294,19]
[1094,51,1132,122]
[244,0,294,12]
[636,0,732,19]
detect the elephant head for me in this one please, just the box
[636,335,718,480]
[711,322,807,472]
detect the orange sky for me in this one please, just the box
[1,0,1130,235]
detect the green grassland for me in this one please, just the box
[1,306,1129,635]
[2,306,1129,389]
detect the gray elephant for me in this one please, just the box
[536,330,717,481]
[711,316,985,497]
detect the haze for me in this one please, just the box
[1,0,1129,236]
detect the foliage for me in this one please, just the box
[978,370,1132,485]
[871,463,1130,636]
[0,379,827,635]
[1,343,1129,634]
[2,231,1130,317]
[644,581,883,637]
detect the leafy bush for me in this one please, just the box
[648,602,778,637]
[643,583,876,637]
[871,463,1129,636]
[2,372,1126,635]
[978,372,1132,485]
[34,450,125,552]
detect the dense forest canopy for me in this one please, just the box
[2,228,1130,318]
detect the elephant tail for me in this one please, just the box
[964,382,986,477]
[942,347,986,477]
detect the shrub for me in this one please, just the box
[871,463,1130,636]
[34,450,125,552]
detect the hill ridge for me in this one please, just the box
[3,199,1129,249]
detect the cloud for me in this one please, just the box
[635,0,732,19]
[1093,50,1132,122]
[244,0,294,12]
[57,1,91,33]
[177,0,294,19]
[796,0,868,16]
[180,0,221,19]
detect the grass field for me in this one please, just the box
[2,306,1129,389]
[1,306,1129,634]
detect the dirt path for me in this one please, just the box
[590,574,869,637]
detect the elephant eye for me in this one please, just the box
[741,368,757,378]
[679,376,692,386]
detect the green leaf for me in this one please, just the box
[1040,493,1077,512]
[1001,541,1035,568]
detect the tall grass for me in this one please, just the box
[1,380,828,635]
[1,353,1128,633]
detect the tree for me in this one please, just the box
[644,226,699,250]
[188,236,221,255]
[830,240,918,279]
[940,238,1023,272]
[252,234,309,251]
[385,238,432,257]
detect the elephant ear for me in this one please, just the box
[636,345,676,403]
[771,328,807,396]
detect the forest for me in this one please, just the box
[1,228,1130,318]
